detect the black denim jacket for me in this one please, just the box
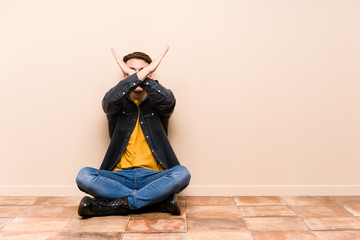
[99,73,180,170]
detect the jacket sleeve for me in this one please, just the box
[140,78,176,119]
[102,73,142,115]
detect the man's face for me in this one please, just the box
[124,58,151,93]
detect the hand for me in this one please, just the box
[111,47,136,77]
[137,46,169,81]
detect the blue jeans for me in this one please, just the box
[75,165,191,209]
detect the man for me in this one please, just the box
[75,47,191,217]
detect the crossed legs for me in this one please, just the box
[76,165,191,210]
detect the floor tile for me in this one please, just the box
[62,216,128,233]
[303,217,360,231]
[17,206,77,218]
[130,203,186,219]
[331,196,360,205]
[33,196,83,207]
[187,218,246,231]
[187,231,253,240]
[0,231,56,240]
[239,205,296,217]
[130,210,186,219]
[186,206,240,218]
[291,204,352,217]
[178,197,185,206]
[3,195,360,239]
[235,196,285,206]
[315,230,360,240]
[2,218,71,232]
[125,218,186,232]
[186,196,235,206]
[122,232,186,240]
[344,205,360,216]
[252,231,318,240]
[282,196,336,205]
[244,217,309,232]
[54,232,122,239]
[0,206,28,217]
[0,196,39,206]
[0,218,13,229]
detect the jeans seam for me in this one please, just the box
[136,169,170,183]
[133,171,172,195]
[97,169,133,184]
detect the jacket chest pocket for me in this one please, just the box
[143,112,166,133]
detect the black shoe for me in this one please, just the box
[78,196,130,218]
[155,194,181,215]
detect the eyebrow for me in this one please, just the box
[130,67,144,71]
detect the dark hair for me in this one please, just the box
[123,52,152,64]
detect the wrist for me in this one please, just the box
[137,68,151,81]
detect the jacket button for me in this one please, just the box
[141,122,143,124]
[151,113,154,116]
[133,83,136,85]
[146,136,149,138]
[158,90,160,92]
[122,92,125,95]
[123,111,125,114]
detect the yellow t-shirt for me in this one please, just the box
[112,99,164,171]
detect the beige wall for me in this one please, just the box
[1,0,359,196]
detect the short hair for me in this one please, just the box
[123,52,152,64]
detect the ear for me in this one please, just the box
[148,73,153,79]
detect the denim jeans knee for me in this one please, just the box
[169,165,191,192]
[75,167,97,191]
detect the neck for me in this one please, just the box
[130,91,147,101]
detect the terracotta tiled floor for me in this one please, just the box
[1,196,360,239]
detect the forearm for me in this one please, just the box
[136,68,151,81]
[102,73,142,114]
[136,46,169,81]
[141,78,176,116]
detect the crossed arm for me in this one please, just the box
[111,46,169,81]
[103,47,175,117]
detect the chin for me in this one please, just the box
[134,87,144,93]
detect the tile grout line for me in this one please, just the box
[329,196,360,230]
[329,195,360,220]
[16,203,33,218]
[184,196,188,240]
[32,196,43,206]
[233,196,256,240]
[4,195,360,238]
[0,198,38,231]
[0,217,15,230]
[57,202,80,235]
[119,215,131,240]
[281,196,317,236]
